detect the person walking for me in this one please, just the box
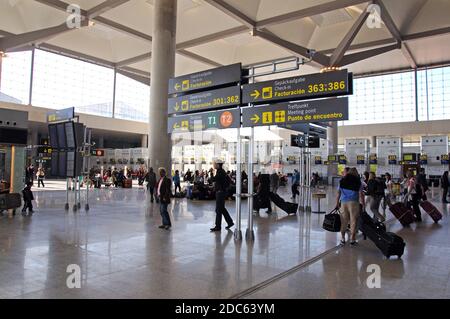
[21,182,34,216]
[270,171,280,194]
[406,170,422,222]
[366,172,385,222]
[382,172,394,213]
[335,167,365,246]
[25,165,35,185]
[156,168,172,230]
[37,168,45,188]
[210,160,234,232]
[291,169,300,199]
[146,167,157,203]
[441,171,449,203]
[416,168,429,201]
[173,170,181,195]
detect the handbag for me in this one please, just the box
[322,208,341,232]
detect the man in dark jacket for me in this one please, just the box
[210,160,234,232]
[416,168,428,200]
[441,171,449,203]
[22,182,34,215]
[156,168,172,230]
[145,167,157,203]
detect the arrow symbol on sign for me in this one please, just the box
[251,114,260,124]
[174,103,180,111]
[251,90,260,99]
[174,83,181,91]
[173,123,180,129]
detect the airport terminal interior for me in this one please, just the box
[1,0,450,300]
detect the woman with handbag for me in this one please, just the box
[335,167,365,246]
[405,171,422,222]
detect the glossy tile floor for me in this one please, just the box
[0,182,449,299]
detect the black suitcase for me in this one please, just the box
[359,210,405,259]
[0,193,22,210]
[269,193,297,215]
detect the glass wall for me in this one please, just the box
[114,73,150,122]
[418,66,450,121]
[32,49,114,117]
[1,46,450,126]
[0,51,32,104]
[342,71,416,126]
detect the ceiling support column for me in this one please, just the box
[148,0,177,171]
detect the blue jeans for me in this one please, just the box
[160,203,171,226]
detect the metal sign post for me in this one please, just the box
[65,178,69,210]
[234,127,242,241]
[299,149,304,211]
[73,177,78,212]
[305,149,312,212]
[246,126,255,241]
[85,128,92,211]
[245,67,256,242]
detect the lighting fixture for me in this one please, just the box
[320,66,341,73]
[0,51,7,58]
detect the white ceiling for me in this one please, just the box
[1,0,450,78]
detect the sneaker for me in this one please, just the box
[350,241,358,247]
[210,227,221,232]
[164,225,171,230]
[158,225,166,229]
[340,239,346,246]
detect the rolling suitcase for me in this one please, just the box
[389,202,415,227]
[419,200,443,223]
[359,210,405,259]
[269,193,297,215]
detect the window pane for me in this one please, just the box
[32,49,114,117]
[0,51,32,104]
[343,71,416,125]
[114,73,150,122]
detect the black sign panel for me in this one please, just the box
[357,155,365,165]
[419,155,428,165]
[308,125,327,139]
[242,70,351,104]
[339,155,347,165]
[242,97,348,128]
[308,135,320,148]
[168,108,240,133]
[283,123,327,139]
[388,155,397,165]
[168,86,240,115]
[291,134,306,148]
[168,63,242,95]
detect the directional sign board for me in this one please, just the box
[168,86,240,115]
[168,63,242,95]
[47,107,75,123]
[242,97,348,128]
[168,108,240,133]
[242,70,351,104]
[291,134,306,148]
[283,123,327,139]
